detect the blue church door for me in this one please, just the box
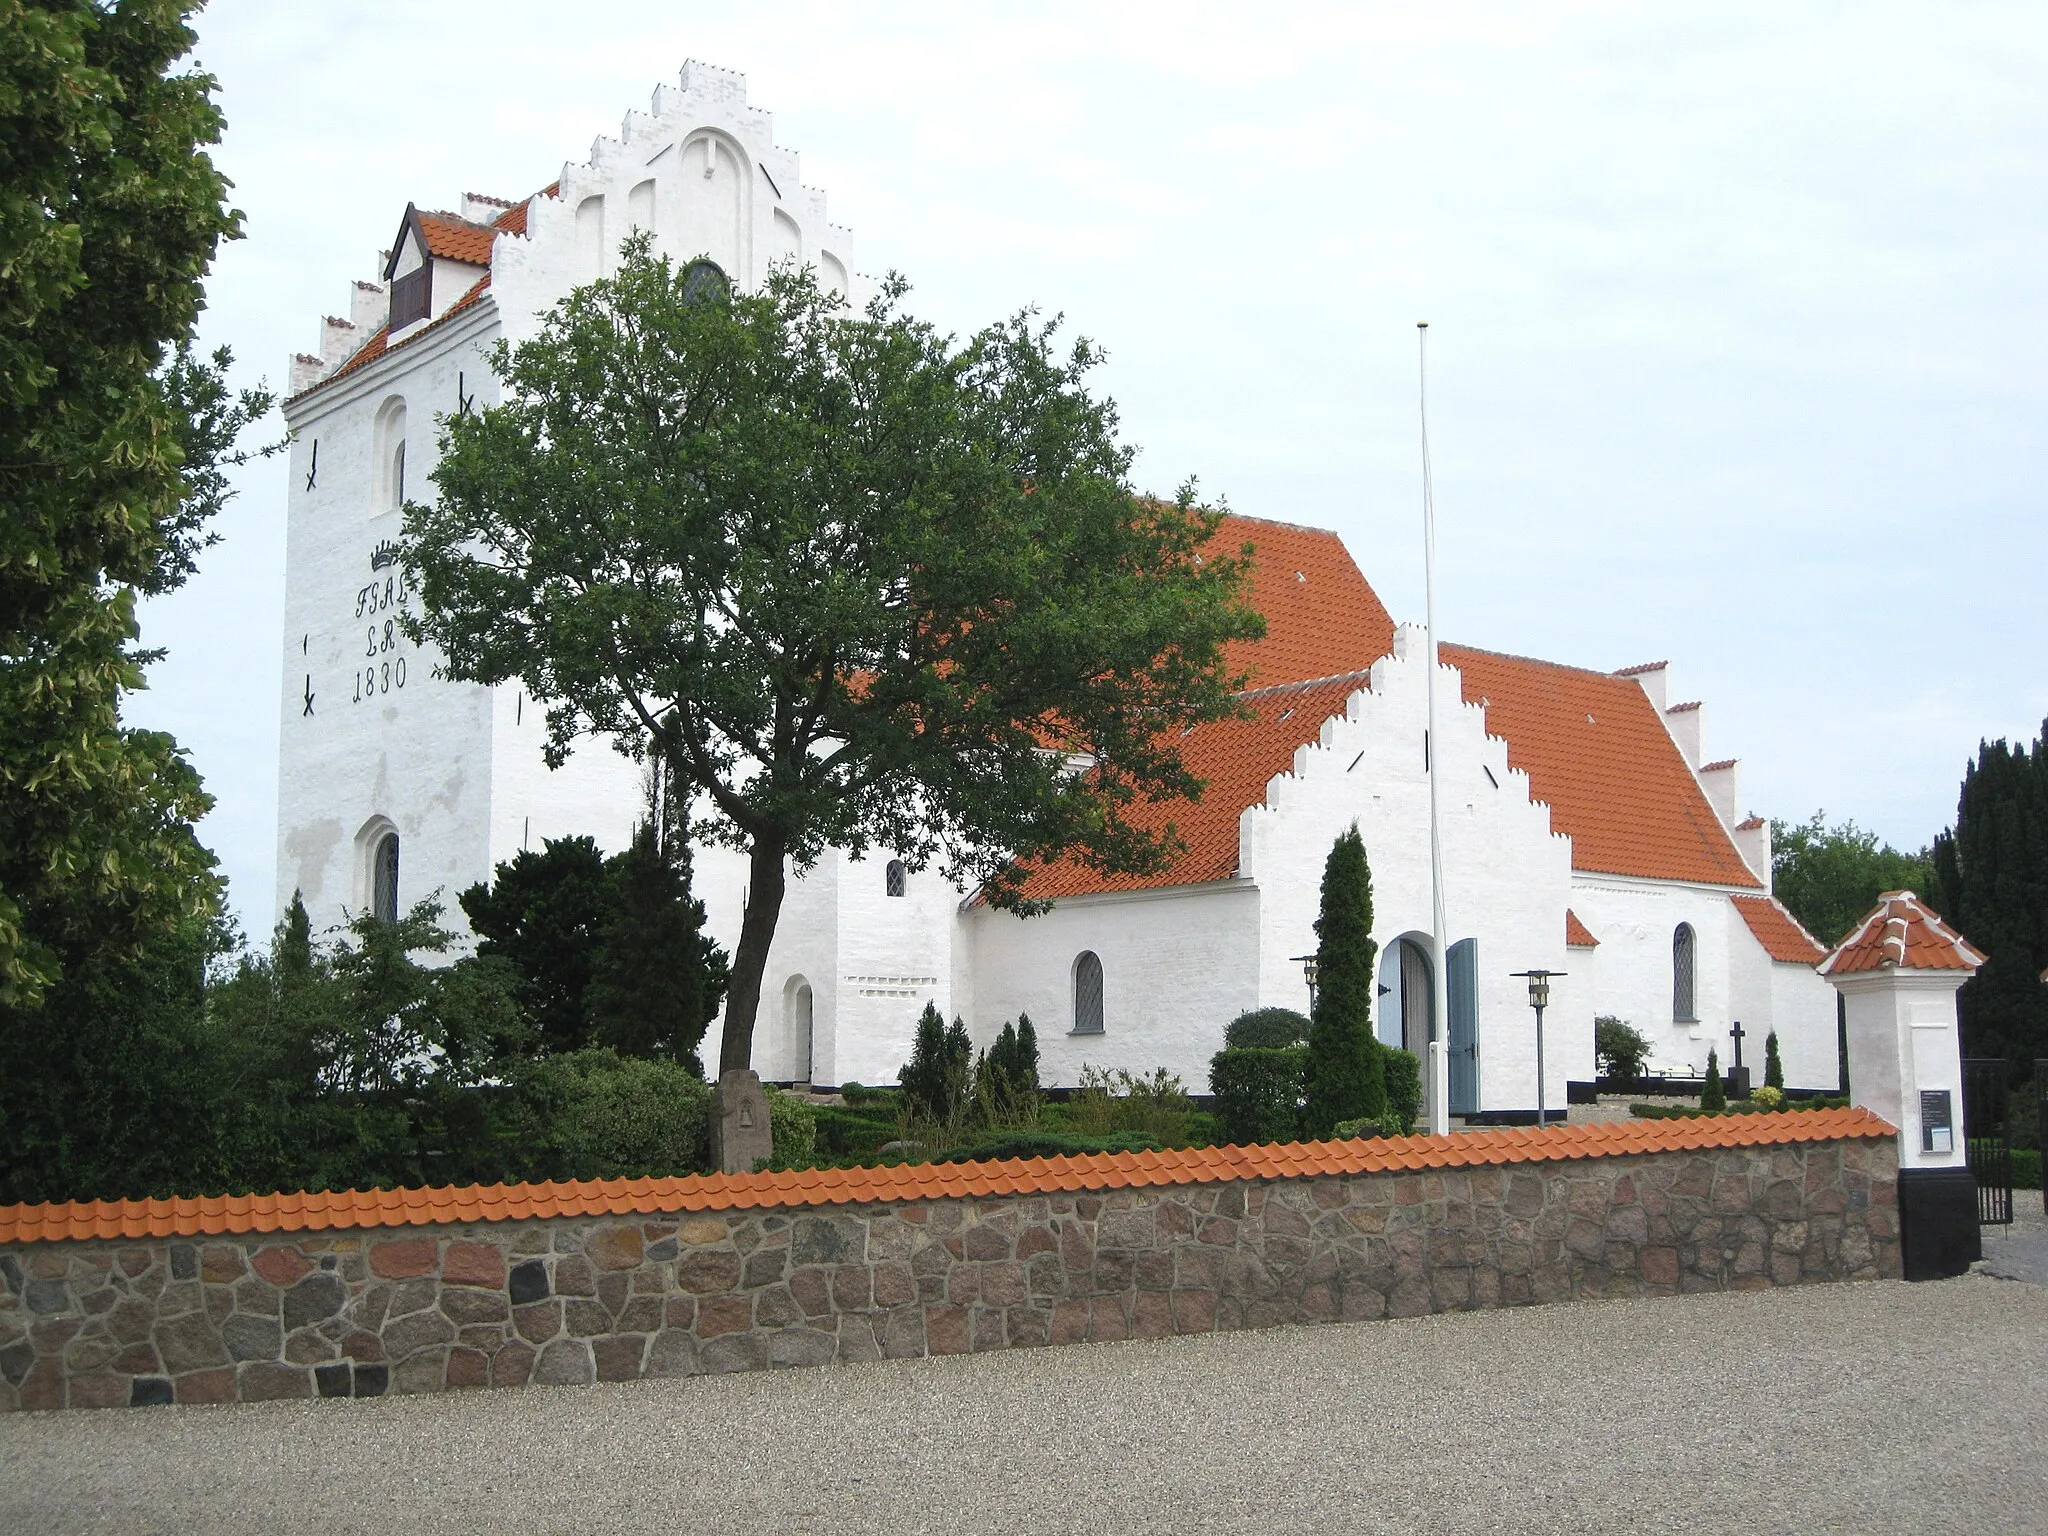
[1447,938,1479,1116]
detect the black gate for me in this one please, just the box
[1963,1058,2012,1226]
[2038,1061,2048,1217]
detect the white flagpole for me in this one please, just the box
[1418,322,1452,1137]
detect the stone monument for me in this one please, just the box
[712,1069,774,1175]
[1819,890,1986,1281]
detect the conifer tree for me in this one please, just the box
[1304,825,1385,1137]
[586,825,728,1070]
[1702,1048,1726,1112]
[1930,724,2048,1075]
[1764,1030,1784,1092]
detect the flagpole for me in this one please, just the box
[1419,322,1451,1137]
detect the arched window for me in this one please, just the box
[372,831,400,925]
[885,859,906,898]
[1673,922,1697,1022]
[372,396,407,514]
[1072,950,1104,1035]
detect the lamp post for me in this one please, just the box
[1291,955,1320,1014]
[1511,970,1565,1129]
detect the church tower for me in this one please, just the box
[274,65,858,938]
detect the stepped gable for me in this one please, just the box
[1820,891,1985,976]
[1017,515,1395,901]
[1731,894,1827,964]
[1439,644,1762,889]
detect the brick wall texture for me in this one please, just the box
[0,1135,1900,1411]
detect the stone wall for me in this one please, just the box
[0,1134,1899,1412]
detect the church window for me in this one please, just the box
[373,396,408,514]
[1072,951,1104,1035]
[1672,923,1697,1022]
[885,859,906,898]
[372,831,400,925]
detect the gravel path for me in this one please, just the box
[5,1275,2045,1535]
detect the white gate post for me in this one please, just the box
[1818,891,1986,1280]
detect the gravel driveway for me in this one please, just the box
[4,1273,2045,1535]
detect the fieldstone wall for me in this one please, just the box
[0,1135,1899,1411]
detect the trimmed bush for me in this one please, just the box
[1225,1007,1312,1050]
[1304,825,1385,1135]
[1209,1045,1308,1145]
[930,1130,1163,1164]
[764,1088,818,1170]
[1595,1016,1650,1083]
[1701,1048,1727,1112]
[1764,1030,1785,1092]
[2013,1149,2042,1191]
[1382,1047,1422,1135]
[517,1048,712,1177]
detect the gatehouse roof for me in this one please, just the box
[1819,891,1985,975]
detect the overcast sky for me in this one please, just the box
[135,0,2048,934]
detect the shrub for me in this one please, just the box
[1750,1084,1785,1110]
[764,1087,818,1170]
[518,1048,712,1177]
[811,1104,901,1160]
[1209,1046,1308,1145]
[899,1003,971,1130]
[1067,1065,1198,1144]
[1595,1016,1651,1083]
[2012,1149,2042,1191]
[838,1082,894,1106]
[1225,1007,1312,1050]
[1764,1030,1785,1092]
[973,1015,1042,1126]
[1382,1047,1422,1135]
[930,1130,1163,1164]
[1332,1115,1394,1140]
[1701,1048,1727,1112]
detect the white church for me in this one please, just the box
[276,63,1841,1117]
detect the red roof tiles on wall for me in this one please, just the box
[1440,645,1762,889]
[1565,909,1600,948]
[1820,891,1985,976]
[1731,894,1827,964]
[0,1109,1895,1245]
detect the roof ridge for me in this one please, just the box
[1441,640,1642,683]
[1232,668,1377,702]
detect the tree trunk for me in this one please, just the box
[719,832,788,1075]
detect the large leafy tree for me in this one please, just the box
[1770,812,1934,946]
[1930,726,2048,1072]
[406,245,1262,1073]
[1303,823,1385,1136]
[0,0,273,1007]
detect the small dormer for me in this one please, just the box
[381,202,495,343]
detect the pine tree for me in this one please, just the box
[1764,1030,1784,1092]
[1305,825,1385,1137]
[899,1003,972,1128]
[1702,1048,1726,1112]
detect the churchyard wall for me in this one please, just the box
[0,1111,1898,1412]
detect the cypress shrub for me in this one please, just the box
[1764,1029,1785,1091]
[899,1003,971,1127]
[1208,1046,1309,1145]
[1304,825,1385,1136]
[1381,1047,1423,1134]
[1701,1048,1727,1112]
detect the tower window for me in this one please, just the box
[372,832,400,924]
[885,859,906,898]
[1072,950,1104,1035]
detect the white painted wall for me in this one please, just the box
[1835,970,1970,1172]
[1726,903,1843,1091]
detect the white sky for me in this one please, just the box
[135,0,2048,934]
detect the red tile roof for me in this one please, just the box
[1020,670,1373,899]
[0,1109,1894,1244]
[290,191,548,404]
[416,210,498,267]
[1440,645,1763,889]
[1820,891,1985,976]
[1730,894,1827,964]
[1017,514,1394,900]
[1565,909,1600,948]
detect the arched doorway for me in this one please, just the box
[1377,934,1481,1116]
[782,976,814,1084]
[1377,935,1436,1059]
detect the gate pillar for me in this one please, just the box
[1819,891,1987,1280]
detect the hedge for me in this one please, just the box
[1208,1046,1308,1146]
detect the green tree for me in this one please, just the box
[1701,1048,1726,1112]
[1771,812,1934,947]
[1595,1016,1650,1084]
[1304,825,1384,1136]
[585,825,728,1069]
[1764,1029,1784,1092]
[1930,726,2048,1071]
[1,2,275,1008]
[1224,1006,1310,1049]
[404,247,1262,1074]
[458,836,616,1055]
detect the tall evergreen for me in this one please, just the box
[1930,724,2048,1074]
[1304,824,1385,1137]
[458,836,614,1054]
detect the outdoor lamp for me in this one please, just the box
[1291,955,1320,1012]
[1511,969,1565,1129]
